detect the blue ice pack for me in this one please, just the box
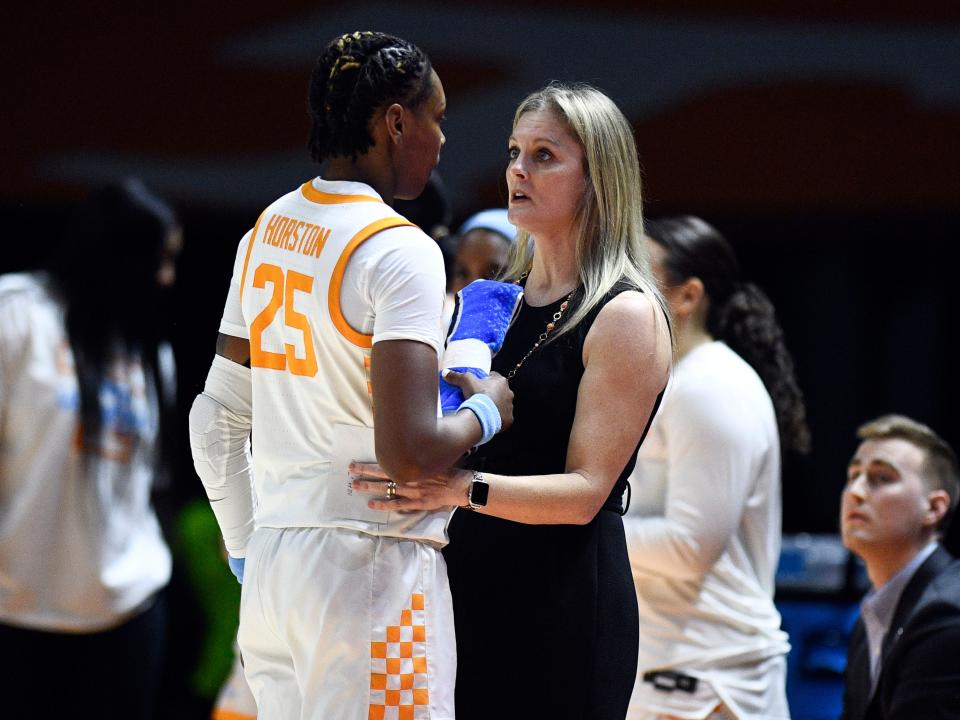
[439,279,523,414]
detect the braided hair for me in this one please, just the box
[646,216,811,455]
[308,31,433,162]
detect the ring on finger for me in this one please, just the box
[386,481,397,499]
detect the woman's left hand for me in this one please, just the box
[350,462,471,512]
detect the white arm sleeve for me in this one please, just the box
[624,377,762,581]
[189,354,254,557]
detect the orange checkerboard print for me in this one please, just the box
[369,592,429,720]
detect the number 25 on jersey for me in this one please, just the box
[249,263,318,377]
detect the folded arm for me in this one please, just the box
[624,376,768,581]
[371,339,511,485]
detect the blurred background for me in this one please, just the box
[3,2,958,717]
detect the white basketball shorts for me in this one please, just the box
[237,526,455,720]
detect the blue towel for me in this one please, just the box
[439,279,523,414]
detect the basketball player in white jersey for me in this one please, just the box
[189,31,512,720]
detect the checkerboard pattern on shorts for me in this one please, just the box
[369,592,430,720]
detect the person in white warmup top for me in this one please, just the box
[188,31,512,720]
[0,179,181,719]
[624,217,811,720]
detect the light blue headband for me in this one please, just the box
[456,208,517,244]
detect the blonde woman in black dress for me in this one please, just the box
[353,82,672,719]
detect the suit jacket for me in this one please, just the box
[842,545,960,720]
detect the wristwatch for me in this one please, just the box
[465,470,489,510]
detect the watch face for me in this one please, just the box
[470,479,489,507]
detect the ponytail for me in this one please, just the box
[716,282,811,454]
[646,216,810,455]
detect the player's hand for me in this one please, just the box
[445,370,514,432]
[227,555,245,584]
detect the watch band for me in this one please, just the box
[466,470,489,510]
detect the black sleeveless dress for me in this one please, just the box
[443,283,663,720]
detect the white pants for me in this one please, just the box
[628,655,790,720]
[238,526,456,720]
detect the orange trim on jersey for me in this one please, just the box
[328,217,415,348]
[238,209,268,303]
[212,710,256,720]
[301,181,383,205]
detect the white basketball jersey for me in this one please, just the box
[220,179,450,546]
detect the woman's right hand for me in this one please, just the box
[445,370,514,431]
[350,462,473,511]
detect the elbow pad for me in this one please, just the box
[189,354,254,557]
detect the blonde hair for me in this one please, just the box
[501,82,669,343]
[857,414,959,534]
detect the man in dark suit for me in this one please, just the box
[841,414,960,719]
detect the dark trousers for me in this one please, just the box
[1,592,167,720]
